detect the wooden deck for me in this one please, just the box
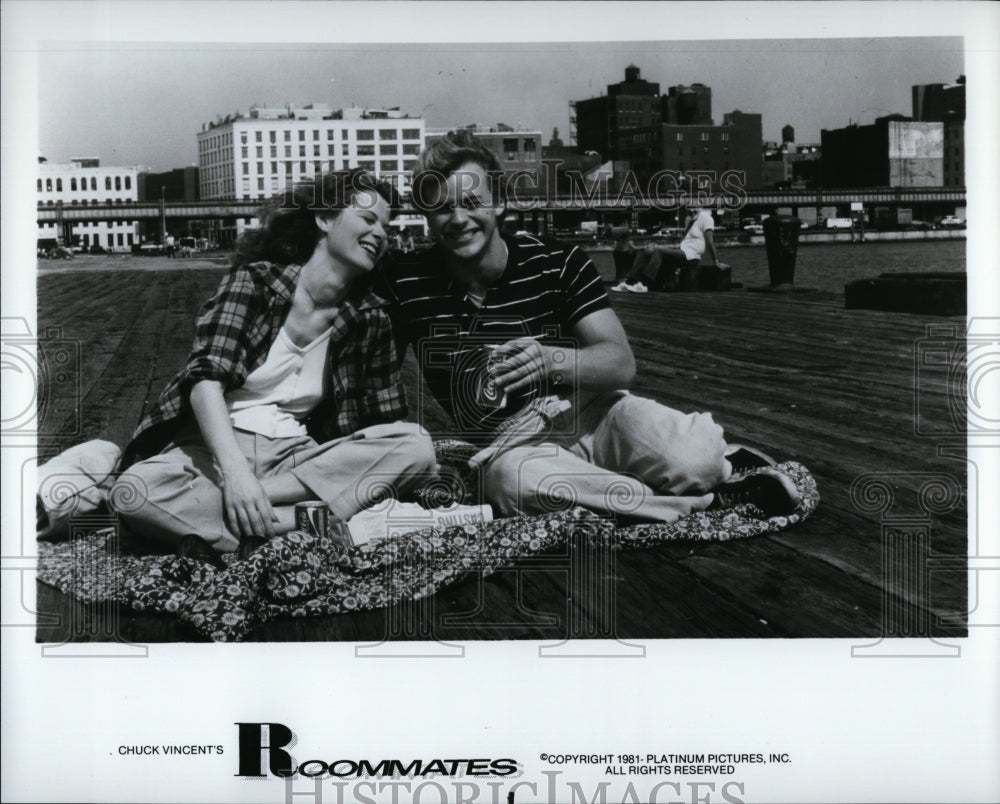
[34,262,968,642]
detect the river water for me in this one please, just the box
[588,239,966,295]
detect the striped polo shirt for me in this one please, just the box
[382,233,611,441]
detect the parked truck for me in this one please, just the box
[872,207,913,229]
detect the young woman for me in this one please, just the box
[112,170,436,555]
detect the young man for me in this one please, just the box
[613,204,728,293]
[381,130,798,522]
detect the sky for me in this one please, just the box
[38,37,964,171]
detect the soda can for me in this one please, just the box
[295,501,330,538]
[474,345,508,409]
[294,501,351,548]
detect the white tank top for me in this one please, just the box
[227,325,333,438]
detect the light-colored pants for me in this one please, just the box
[483,392,733,523]
[111,420,436,552]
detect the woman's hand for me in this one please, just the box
[221,461,277,540]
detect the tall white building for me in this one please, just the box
[197,103,425,236]
[37,157,139,252]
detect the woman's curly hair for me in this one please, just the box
[232,168,399,267]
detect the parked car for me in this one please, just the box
[743,224,764,235]
[938,215,965,228]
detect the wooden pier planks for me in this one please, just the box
[34,267,969,641]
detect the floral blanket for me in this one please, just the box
[37,461,818,642]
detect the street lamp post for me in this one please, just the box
[160,185,167,243]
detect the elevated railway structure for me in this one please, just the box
[37,186,966,243]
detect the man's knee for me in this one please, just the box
[596,396,728,493]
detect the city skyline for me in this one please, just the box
[39,37,963,172]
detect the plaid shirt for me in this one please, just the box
[123,261,407,466]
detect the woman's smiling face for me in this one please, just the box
[315,188,391,275]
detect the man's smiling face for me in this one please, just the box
[424,161,505,262]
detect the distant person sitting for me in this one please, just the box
[612,204,728,293]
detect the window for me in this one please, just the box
[284,131,291,141]
[256,131,262,142]
[676,132,684,141]
[254,146,261,159]
[285,146,292,158]
[270,131,276,143]
[380,144,398,155]
[242,147,248,158]
[56,178,63,191]
[271,146,277,158]
[359,160,375,171]
[71,178,77,191]
[700,132,710,141]
[379,129,397,140]
[403,143,420,155]
[313,145,321,157]
[502,138,518,160]
[37,179,42,192]
[358,145,375,156]
[357,129,374,141]
[271,162,277,174]
[105,177,112,190]
[125,176,131,190]
[721,132,730,142]
[298,130,305,141]
[257,162,264,174]
[241,132,248,144]
[342,129,348,140]
[258,178,264,190]
[313,130,319,140]
[403,159,417,171]
[299,145,306,157]
[403,128,420,139]
[91,177,97,190]
[328,145,335,156]
[524,140,537,161]
[243,162,249,175]
[115,176,121,191]
[300,161,306,172]
[380,160,397,172]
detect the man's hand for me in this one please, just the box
[221,462,277,540]
[489,337,557,397]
